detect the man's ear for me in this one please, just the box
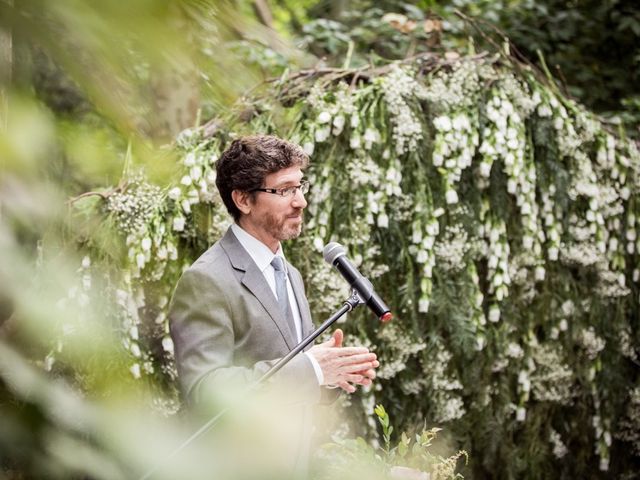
[231,190,252,215]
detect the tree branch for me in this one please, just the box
[252,0,274,29]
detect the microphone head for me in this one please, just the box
[323,242,346,265]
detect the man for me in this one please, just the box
[169,135,379,474]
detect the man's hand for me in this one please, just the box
[308,329,379,393]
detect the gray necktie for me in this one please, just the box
[271,256,297,338]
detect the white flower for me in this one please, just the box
[350,114,360,128]
[168,187,181,200]
[599,457,609,472]
[155,312,166,324]
[488,305,501,323]
[188,188,200,203]
[162,336,174,354]
[516,406,526,422]
[620,186,630,200]
[184,152,196,167]
[506,342,524,358]
[537,104,552,117]
[136,253,146,269]
[479,161,492,177]
[550,430,568,458]
[506,127,518,140]
[129,326,139,340]
[534,266,546,281]
[377,213,389,228]
[190,165,202,181]
[445,189,459,204]
[180,175,192,186]
[173,216,185,232]
[332,114,345,135]
[44,354,55,372]
[496,285,508,301]
[350,135,361,149]
[315,127,330,142]
[548,247,559,261]
[141,237,152,251]
[130,342,141,358]
[302,142,315,156]
[130,363,141,379]
[81,256,91,269]
[559,319,568,331]
[363,128,379,149]
[433,115,452,132]
[518,371,531,393]
[452,114,470,131]
[167,243,178,260]
[433,208,445,218]
[317,111,331,124]
[432,153,444,167]
[418,297,430,313]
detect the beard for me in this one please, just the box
[261,208,304,241]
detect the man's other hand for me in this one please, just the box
[308,329,379,393]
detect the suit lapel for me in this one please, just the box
[220,229,298,350]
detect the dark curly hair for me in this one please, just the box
[215,135,309,221]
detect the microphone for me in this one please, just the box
[323,242,393,322]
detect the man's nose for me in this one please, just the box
[291,188,307,208]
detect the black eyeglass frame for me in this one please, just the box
[250,180,310,197]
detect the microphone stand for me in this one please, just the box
[138,290,365,480]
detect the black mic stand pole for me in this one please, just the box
[138,290,365,480]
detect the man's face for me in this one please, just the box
[240,165,307,249]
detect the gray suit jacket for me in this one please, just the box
[169,227,322,406]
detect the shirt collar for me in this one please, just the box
[231,223,285,272]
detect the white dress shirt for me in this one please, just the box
[231,223,324,385]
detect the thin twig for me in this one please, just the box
[67,179,128,206]
[67,191,109,205]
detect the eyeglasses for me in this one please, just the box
[251,180,309,197]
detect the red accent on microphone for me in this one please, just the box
[380,312,393,323]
